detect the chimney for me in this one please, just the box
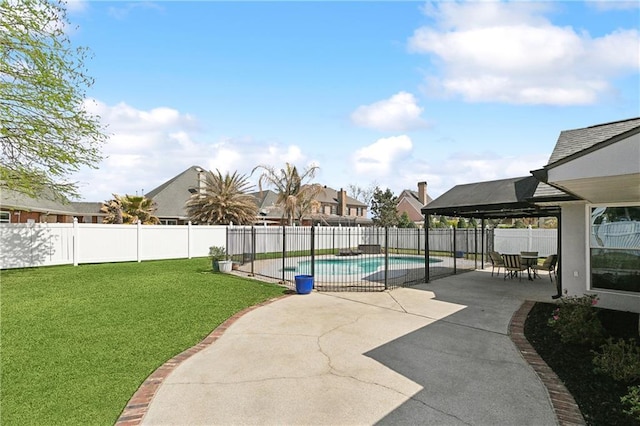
[195,167,205,193]
[418,181,428,205]
[338,188,348,216]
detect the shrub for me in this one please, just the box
[593,338,640,382]
[621,385,640,422]
[548,294,605,346]
[208,246,229,261]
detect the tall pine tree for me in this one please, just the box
[370,187,398,227]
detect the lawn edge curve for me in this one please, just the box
[115,294,291,426]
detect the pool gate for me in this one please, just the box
[227,226,493,292]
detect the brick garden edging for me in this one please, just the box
[115,295,291,426]
[509,300,586,426]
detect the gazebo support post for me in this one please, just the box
[553,212,562,299]
[453,224,457,275]
[424,213,430,283]
[481,217,486,268]
[474,220,478,270]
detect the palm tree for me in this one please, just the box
[101,194,159,224]
[121,195,160,224]
[185,170,258,225]
[101,195,124,224]
[252,162,322,225]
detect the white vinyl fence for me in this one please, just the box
[493,228,557,256]
[0,220,227,269]
[1,222,558,270]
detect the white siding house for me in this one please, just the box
[533,118,640,313]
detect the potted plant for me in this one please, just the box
[209,246,232,273]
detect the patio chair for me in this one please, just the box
[489,251,505,277]
[502,254,527,281]
[531,254,558,282]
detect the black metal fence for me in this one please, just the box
[227,226,492,292]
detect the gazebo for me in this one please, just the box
[421,175,576,297]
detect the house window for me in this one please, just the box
[331,206,336,215]
[0,211,10,223]
[160,219,178,225]
[590,205,640,293]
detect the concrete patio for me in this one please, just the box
[137,269,561,425]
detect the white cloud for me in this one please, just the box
[353,149,551,201]
[65,0,87,13]
[73,101,318,200]
[352,135,413,175]
[588,1,640,11]
[74,101,206,199]
[414,151,550,199]
[208,139,309,177]
[408,2,640,105]
[350,92,428,131]
[107,2,164,20]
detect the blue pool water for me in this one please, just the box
[295,256,441,276]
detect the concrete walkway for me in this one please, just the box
[140,270,559,425]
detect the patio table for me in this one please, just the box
[521,255,539,281]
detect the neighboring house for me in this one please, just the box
[424,117,640,313]
[249,185,371,226]
[70,202,107,223]
[397,181,432,226]
[144,165,205,225]
[145,165,372,226]
[309,186,371,226]
[0,189,107,224]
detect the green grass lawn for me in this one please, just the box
[0,258,286,425]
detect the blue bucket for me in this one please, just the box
[294,275,314,294]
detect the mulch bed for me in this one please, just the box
[524,302,640,426]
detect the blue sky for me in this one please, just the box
[67,1,640,202]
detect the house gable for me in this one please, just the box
[397,182,432,224]
[539,118,640,204]
[547,117,640,166]
[145,166,205,222]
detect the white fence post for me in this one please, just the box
[73,218,79,266]
[137,220,142,263]
[528,225,533,251]
[187,221,192,259]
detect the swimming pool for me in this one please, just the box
[295,255,441,276]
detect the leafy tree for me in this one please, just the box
[469,218,478,228]
[370,187,398,227]
[514,219,527,228]
[252,162,322,225]
[397,211,416,228]
[438,215,449,228]
[1,0,106,201]
[456,218,467,228]
[185,170,257,225]
[101,194,159,224]
[542,217,558,229]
